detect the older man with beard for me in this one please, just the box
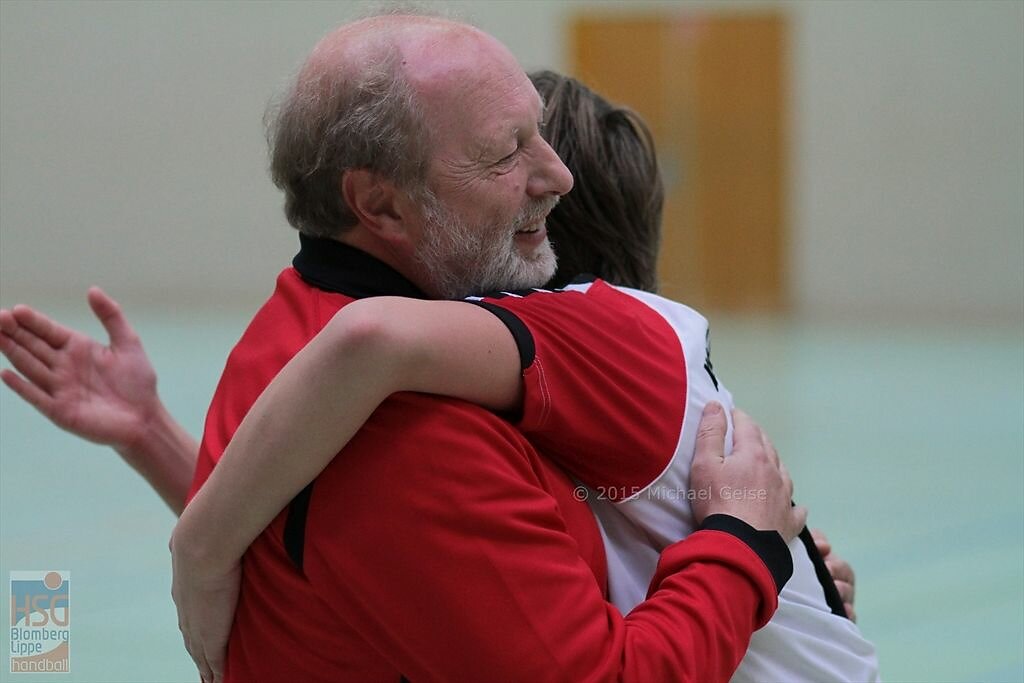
[2,13,805,683]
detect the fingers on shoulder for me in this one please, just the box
[694,402,727,456]
[730,408,760,446]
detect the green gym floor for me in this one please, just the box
[1,306,1022,682]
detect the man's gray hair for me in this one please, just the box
[266,44,432,238]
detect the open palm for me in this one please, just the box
[0,287,160,451]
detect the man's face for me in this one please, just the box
[404,32,574,298]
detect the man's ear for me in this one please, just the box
[340,169,409,239]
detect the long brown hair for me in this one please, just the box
[530,70,665,292]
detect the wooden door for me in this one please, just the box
[572,12,788,312]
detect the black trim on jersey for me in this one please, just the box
[474,276,599,300]
[472,288,547,300]
[287,235,429,573]
[703,329,720,391]
[798,526,849,618]
[467,301,536,370]
[293,234,428,300]
[699,514,793,594]
[566,272,598,285]
[284,482,315,571]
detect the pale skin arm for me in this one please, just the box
[0,288,196,514]
[174,296,524,569]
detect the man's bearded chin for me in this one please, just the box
[415,196,559,300]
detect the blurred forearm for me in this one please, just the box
[118,404,198,515]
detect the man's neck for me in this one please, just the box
[334,228,440,299]
[293,234,428,300]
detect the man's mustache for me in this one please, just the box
[512,195,560,232]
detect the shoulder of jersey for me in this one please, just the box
[464,281,596,301]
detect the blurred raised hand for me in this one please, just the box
[1,287,159,448]
[0,287,196,513]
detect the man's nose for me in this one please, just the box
[527,139,574,198]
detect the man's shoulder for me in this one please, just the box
[192,267,356,495]
[231,268,351,354]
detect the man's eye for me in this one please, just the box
[498,149,519,165]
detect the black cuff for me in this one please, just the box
[466,301,535,370]
[699,514,793,594]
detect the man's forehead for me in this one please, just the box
[300,16,453,88]
[391,19,527,97]
[456,82,545,156]
[305,16,492,88]
[367,20,541,157]
[485,88,546,136]
[409,57,540,141]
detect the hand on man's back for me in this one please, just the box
[691,403,807,542]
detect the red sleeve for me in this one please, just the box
[474,281,686,495]
[302,393,779,683]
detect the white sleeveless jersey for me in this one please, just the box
[474,280,880,683]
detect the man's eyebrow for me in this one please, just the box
[469,92,546,162]
[466,131,514,163]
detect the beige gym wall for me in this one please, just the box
[1,0,1021,324]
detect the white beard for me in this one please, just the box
[414,192,559,299]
